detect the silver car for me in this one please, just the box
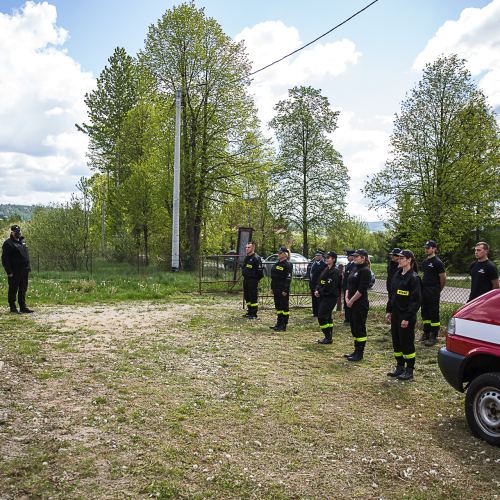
[262,253,309,278]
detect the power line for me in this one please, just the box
[246,0,379,78]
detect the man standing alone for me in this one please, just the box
[242,241,263,319]
[420,240,446,346]
[2,224,34,314]
[468,242,499,302]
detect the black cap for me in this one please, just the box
[390,247,402,256]
[325,251,337,260]
[346,249,355,256]
[11,225,21,232]
[352,249,368,258]
[314,249,324,256]
[424,240,437,249]
[277,246,288,253]
[396,249,415,260]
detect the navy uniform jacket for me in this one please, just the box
[309,259,327,291]
[342,260,356,292]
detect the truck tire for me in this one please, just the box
[465,372,500,447]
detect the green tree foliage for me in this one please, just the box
[364,55,500,266]
[268,86,349,258]
[139,1,268,254]
[25,197,96,271]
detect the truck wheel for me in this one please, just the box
[465,372,500,447]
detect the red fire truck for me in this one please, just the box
[438,289,500,447]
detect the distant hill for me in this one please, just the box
[0,204,38,221]
[367,221,388,232]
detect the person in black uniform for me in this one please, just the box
[386,248,401,292]
[468,242,499,302]
[345,249,372,361]
[309,249,326,317]
[2,224,34,314]
[315,251,342,344]
[242,241,264,319]
[340,250,355,325]
[269,246,293,332]
[385,249,421,381]
[420,240,446,346]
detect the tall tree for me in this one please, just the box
[268,86,349,258]
[139,1,267,254]
[364,55,500,261]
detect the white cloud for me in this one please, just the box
[236,21,361,129]
[0,1,95,202]
[413,0,500,109]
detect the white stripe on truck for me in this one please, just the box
[456,318,500,344]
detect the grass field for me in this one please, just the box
[1,277,499,499]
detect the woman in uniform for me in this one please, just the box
[385,249,421,380]
[315,251,342,344]
[269,246,293,332]
[345,249,372,361]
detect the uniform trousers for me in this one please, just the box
[243,278,258,315]
[421,285,440,335]
[343,292,350,322]
[349,299,369,342]
[8,268,29,309]
[391,311,416,368]
[318,295,336,338]
[273,289,290,325]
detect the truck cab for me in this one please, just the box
[438,289,500,447]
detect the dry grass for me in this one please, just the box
[0,295,499,499]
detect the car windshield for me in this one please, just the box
[266,255,278,262]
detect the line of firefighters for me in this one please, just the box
[242,240,499,382]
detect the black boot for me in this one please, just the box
[344,341,357,358]
[275,317,287,332]
[20,306,34,314]
[396,367,414,380]
[270,316,282,330]
[10,306,21,314]
[347,341,365,362]
[387,365,405,377]
[318,326,332,344]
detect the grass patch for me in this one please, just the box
[0,296,498,499]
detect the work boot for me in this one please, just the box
[248,314,258,320]
[10,307,21,314]
[418,331,430,342]
[20,307,34,314]
[318,338,332,344]
[425,333,438,346]
[387,365,405,377]
[274,323,287,332]
[396,367,414,381]
[243,312,251,318]
[269,318,282,330]
[348,342,365,362]
[344,341,357,358]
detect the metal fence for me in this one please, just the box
[29,251,199,274]
[199,256,471,313]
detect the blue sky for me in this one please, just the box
[0,0,498,218]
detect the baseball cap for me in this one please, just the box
[325,251,337,259]
[396,249,415,260]
[352,249,368,258]
[277,246,288,253]
[389,247,402,255]
[11,225,21,232]
[424,240,437,249]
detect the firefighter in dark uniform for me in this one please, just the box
[2,224,34,314]
[242,241,264,319]
[468,242,499,302]
[315,251,342,344]
[386,248,401,291]
[420,240,446,346]
[344,249,372,361]
[309,249,326,317]
[341,250,355,325]
[269,246,293,332]
[386,249,421,381]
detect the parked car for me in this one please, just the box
[223,250,237,270]
[262,253,309,278]
[438,289,500,447]
[337,255,349,267]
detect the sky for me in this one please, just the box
[1,0,499,221]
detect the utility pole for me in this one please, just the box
[171,88,181,272]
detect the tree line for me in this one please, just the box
[16,3,500,272]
